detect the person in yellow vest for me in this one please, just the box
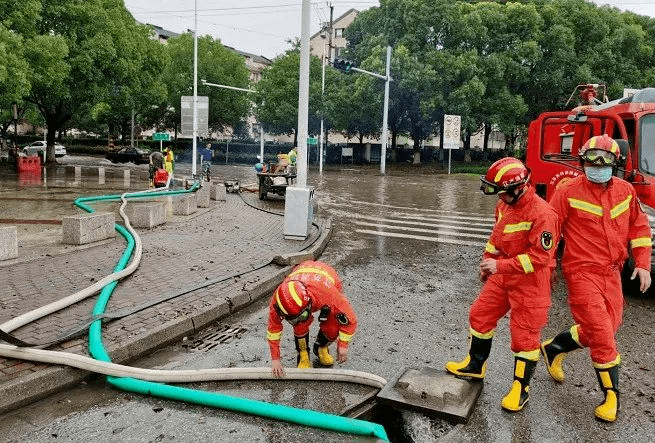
[287,146,297,166]
[164,147,174,175]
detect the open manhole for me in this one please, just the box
[341,366,481,442]
[184,324,248,351]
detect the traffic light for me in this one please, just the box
[333,58,354,73]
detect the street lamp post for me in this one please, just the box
[335,46,392,175]
[192,0,199,177]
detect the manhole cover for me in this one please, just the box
[186,325,248,351]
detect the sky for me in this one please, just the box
[123,1,655,61]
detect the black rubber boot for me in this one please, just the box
[294,334,311,369]
[501,356,538,412]
[541,327,582,383]
[445,333,493,379]
[594,364,620,422]
[313,330,334,366]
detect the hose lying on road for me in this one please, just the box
[0,343,386,387]
[0,180,390,441]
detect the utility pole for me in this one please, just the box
[192,0,198,177]
[328,3,334,63]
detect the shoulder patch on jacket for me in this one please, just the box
[541,231,554,250]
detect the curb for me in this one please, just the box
[0,218,332,414]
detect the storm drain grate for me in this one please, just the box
[186,325,248,351]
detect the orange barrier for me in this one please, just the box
[17,156,42,173]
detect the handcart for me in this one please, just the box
[256,172,296,200]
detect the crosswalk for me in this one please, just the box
[327,199,495,247]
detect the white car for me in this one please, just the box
[22,141,67,157]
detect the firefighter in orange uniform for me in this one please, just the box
[267,261,358,378]
[446,157,559,412]
[542,135,651,422]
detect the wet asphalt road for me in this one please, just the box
[0,157,654,442]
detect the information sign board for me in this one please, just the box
[181,96,209,138]
[443,115,461,150]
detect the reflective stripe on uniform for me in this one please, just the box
[593,354,621,369]
[485,242,498,254]
[494,162,524,183]
[631,237,651,248]
[339,331,354,343]
[288,281,303,306]
[610,195,631,219]
[267,330,282,341]
[289,267,335,284]
[571,325,583,347]
[515,349,540,361]
[470,327,494,339]
[503,221,532,233]
[568,198,603,216]
[274,289,288,316]
[517,254,534,273]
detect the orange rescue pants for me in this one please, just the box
[564,269,623,364]
[469,271,550,352]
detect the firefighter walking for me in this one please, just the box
[542,135,652,422]
[266,261,358,378]
[446,157,559,412]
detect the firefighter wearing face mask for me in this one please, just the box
[542,135,651,422]
[446,157,559,413]
[267,261,358,378]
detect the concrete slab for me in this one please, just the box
[0,226,18,261]
[123,202,166,229]
[62,212,115,245]
[210,183,226,201]
[195,184,210,208]
[376,366,482,424]
[172,193,197,216]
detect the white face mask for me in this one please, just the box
[584,166,613,183]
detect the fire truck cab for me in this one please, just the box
[525,85,655,289]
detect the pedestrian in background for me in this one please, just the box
[541,135,651,422]
[164,147,174,175]
[149,150,164,187]
[267,261,357,378]
[446,157,559,412]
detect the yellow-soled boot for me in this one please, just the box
[295,334,311,369]
[541,326,582,383]
[313,330,335,366]
[501,354,538,412]
[594,362,620,422]
[445,329,493,380]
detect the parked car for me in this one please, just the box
[22,141,67,157]
[105,146,150,165]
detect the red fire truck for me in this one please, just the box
[524,84,655,292]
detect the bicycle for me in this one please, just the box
[201,160,211,182]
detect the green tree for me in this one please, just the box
[0,24,31,148]
[161,33,251,139]
[89,20,169,143]
[253,48,323,146]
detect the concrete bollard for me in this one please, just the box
[196,184,210,208]
[62,212,115,245]
[210,183,226,201]
[0,226,18,261]
[124,202,166,229]
[172,193,197,215]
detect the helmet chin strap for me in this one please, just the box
[501,185,527,205]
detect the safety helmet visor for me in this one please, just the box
[480,176,502,195]
[581,148,616,166]
[479,175,527,195]
[286,305,312,325]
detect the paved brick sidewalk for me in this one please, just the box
[0,189,331,413]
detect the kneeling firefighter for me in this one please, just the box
[267,261,358,378]
[445,157,559,412]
